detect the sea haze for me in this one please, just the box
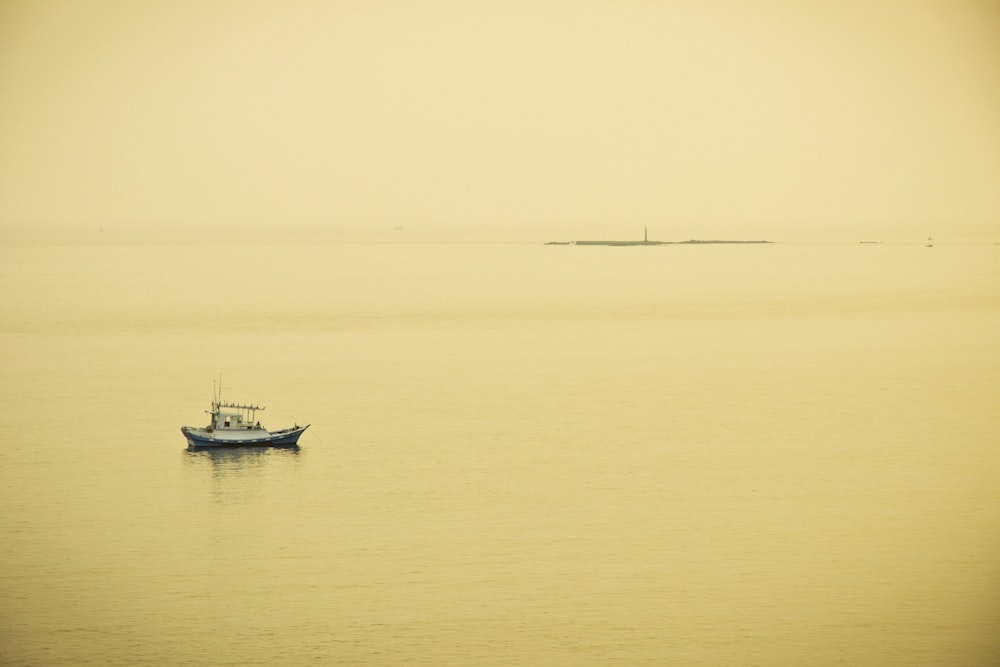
[1,240,998,665]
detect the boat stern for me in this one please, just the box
[181,426,213,448]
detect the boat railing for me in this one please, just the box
[215,401,265,412]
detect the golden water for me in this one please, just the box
[1,241,998,665]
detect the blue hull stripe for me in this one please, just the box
[182,425,309,448]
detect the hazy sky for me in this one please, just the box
[1,0,998,241]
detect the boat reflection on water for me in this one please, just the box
[183,445,302,504]
[184,443,300,477]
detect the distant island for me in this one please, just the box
[545,228,772,246]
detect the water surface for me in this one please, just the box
[1,241,998,665]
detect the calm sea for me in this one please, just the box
[1,240,998,665]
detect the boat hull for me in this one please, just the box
[181,424,309,448]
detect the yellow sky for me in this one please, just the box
[1,0,998,241]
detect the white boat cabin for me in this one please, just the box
[209,401,266,431]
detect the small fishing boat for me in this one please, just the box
[181,391,309,448]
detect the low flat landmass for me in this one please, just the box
[545,239,773,246]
